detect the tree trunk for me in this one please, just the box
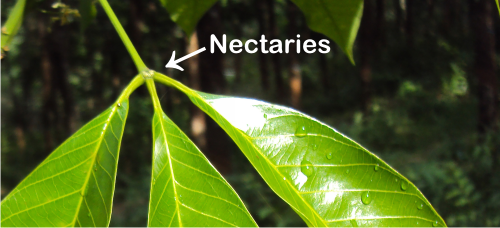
[266,0,286,102]
[186,32,207,151]
[405,0,414,46]
[393,0,403,32]
[39,16,73,155]
[360,0,375,112]
[287,1,302,109]
[469,0,498,133]
[197,3,231,174]
[375,0,385,47]
[257,0,270,90]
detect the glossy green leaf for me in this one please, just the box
[1,101,129,227]
[155,73,446,227]
[158,0,218,36]
[291,0,363,64]
[148,109,257,227]
[79,0,97,31]
[1,0,27,56]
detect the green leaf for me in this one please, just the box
[155,74,447,227]
[148,109,258,227]
[1,0,27,56]
[79,0,97,31]
[291,0,363,64]
[1,101,129,227]
[158,0,218,36]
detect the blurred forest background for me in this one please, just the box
[1,0,500,226]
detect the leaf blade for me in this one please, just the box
[158,0,218,36]
[1,101,129,227]
[148,110,257,227]
[155,74,446,227]
[291,0,363,63]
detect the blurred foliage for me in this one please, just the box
[1,0,500,226]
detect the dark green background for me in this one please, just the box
[1,0,499,226]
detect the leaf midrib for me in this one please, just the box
[157,112,183,226]
[71,105,119,226]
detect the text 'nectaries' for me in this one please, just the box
[211,34,331,54]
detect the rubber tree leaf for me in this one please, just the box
[79,0,97,31]
[291,0,363,64]
[148,110,257,227]
[155,74,446,227]
[1,101,129,227]
[1,0,27,57]
[158,0,218,36]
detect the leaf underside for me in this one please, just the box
[169,84,446,227]
[291,0,363,64]
[148,110,257,227]
[159,0,218,36]
[1,101,129,227]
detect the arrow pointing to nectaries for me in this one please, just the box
[165,47,206,71]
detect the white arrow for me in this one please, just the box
[165,47,206,71]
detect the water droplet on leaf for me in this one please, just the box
[432,221,439,227]
[301,160,313,176]
[361,191,373,205]
[295,126,307,137]
[87,213,91,217]
[401,181,408,191]
[346,169,350,174]
[374,164,379,171]
[417,202,424,210]
[326,152,333,160]
[117,103,121,107]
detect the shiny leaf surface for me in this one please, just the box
[148,110,257,227]
[155,74,446,227]
[158,0,218,36]
[291,0,363,63]
[1,101,129,227]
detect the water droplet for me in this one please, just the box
[326,152,333,160]
[432,221,439,227]
[283,177,286,180]
[117,103,121,107]
[346,169,350,174]
[295,126,307,137]
[395,178,399,182]
[87,213,91,217]
[361,191,373,205]
[374,164,380,171]
[416,221,419,225]
[417,202,424,210]
[263,114,268,119]
[401,181,408,191]
[300,160,314,176]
